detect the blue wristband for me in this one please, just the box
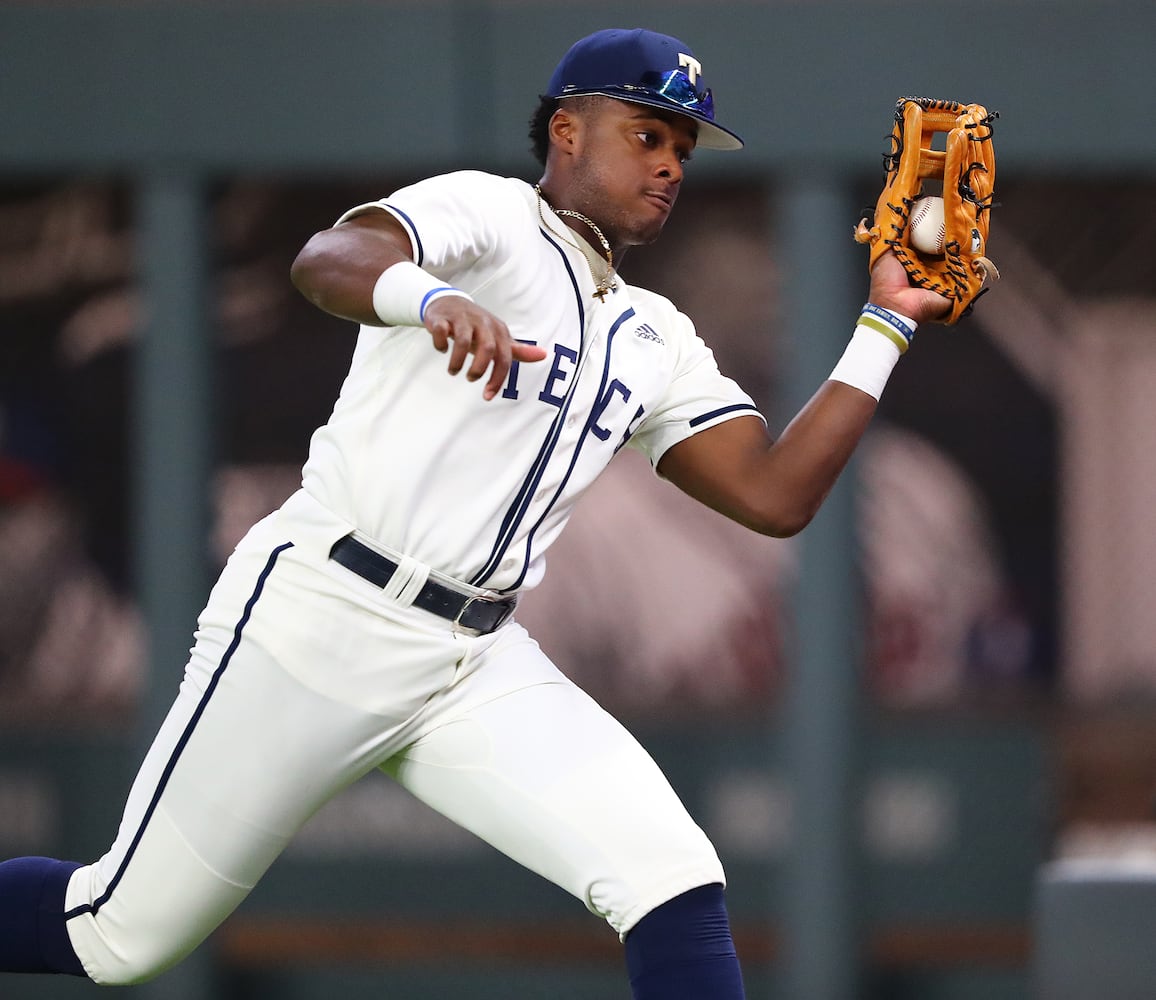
[859,302,917,354]
[419,286,471,322]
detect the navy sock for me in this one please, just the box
[0,857,87,976]
[624,883,746,1000]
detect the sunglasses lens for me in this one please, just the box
[640,71,715,120]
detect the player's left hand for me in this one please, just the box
[867,250,953,325]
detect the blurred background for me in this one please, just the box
[1,1,1154,998]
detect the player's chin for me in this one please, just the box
[629,215,669,247]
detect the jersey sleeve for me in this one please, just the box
[626,308,765,471]
[334,171,521,286]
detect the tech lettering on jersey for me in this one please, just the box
[498,310,655,444]
[539,344,580,407]
[589,379,632,441]
[616,404,647,453]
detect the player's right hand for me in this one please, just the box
[423,297,548,401]
[868,249,952,325]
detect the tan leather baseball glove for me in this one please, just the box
[854,97,999,323]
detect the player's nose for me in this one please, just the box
[656,155,684,184]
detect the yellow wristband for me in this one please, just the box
[829,326,902,401]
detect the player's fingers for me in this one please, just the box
[446,326,473,376]
[428,318,451,354]
[466,334,496,382]
[916,288,953,323]
[513,342,548,363]
[482,332,514,401]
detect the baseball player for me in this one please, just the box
[0,27,952,999]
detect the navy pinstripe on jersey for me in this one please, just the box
[504,305,636,590]
[470,227,588,589]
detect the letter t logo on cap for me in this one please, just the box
[678,53,702,84]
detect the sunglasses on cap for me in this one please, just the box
[621,70,716,119]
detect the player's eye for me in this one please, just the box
[637,131,693,164]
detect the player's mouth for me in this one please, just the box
[644,189,675,214]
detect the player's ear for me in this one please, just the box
[548,105,580,154]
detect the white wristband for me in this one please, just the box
[371,261,473,327]
[828,305,917,401]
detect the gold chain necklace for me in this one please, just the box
[534,185,617,302]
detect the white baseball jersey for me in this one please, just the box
[301,170,763,593]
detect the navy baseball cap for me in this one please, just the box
[545,28,744,151]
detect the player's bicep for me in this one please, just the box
[291,213,415,324]
[335,210,416,257]
[661,379,880,537]
[656,416,776,530]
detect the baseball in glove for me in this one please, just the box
[854,97,999,323]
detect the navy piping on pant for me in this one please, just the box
[63,541,295,922]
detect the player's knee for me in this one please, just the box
[604,828,727,938]
[73,912,201,987]
[83,941,187,987]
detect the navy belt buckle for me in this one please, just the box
[454,594,516,635]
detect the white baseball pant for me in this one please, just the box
[62,498,725,984]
